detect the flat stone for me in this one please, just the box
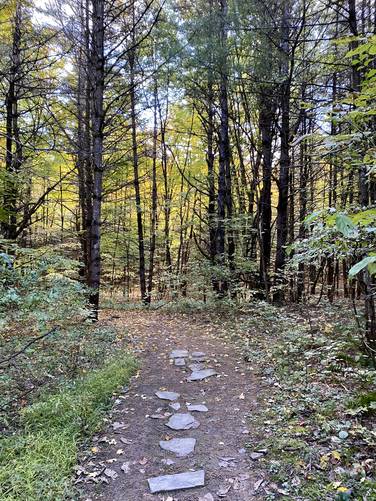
[159,438,196,457]
[191,352,207,362]
[174,358,186,366]
[187,403,208,412]
[165,413,200,430]
[188,363,205,371]
[170,349,188,359]
[192,351,206,358]
[187,369,217,382]
[169,402,181,411]
[155,391,180,401]
[148,470,205,493]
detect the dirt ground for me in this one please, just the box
[79,310,265,501]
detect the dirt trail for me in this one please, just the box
[80,311,263,501]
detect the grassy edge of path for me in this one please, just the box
[0,354,138,501]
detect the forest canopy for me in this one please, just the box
[0,0,375,335]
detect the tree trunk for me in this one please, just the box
[274,1,291,301]
[88,0,105,318]
[129,15,147,303]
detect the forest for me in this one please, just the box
[0,0,375,500]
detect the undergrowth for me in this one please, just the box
[0,355,138,501]
[222,301,376,500]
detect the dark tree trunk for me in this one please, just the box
[88,0,105,318]
[147,78,158,303]
[129,17,147,303]
[216,0,233,296]
[274,2,291,300]
[258,92,275,293]
[3,2,22,240]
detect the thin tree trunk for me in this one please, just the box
[129,14,147,303]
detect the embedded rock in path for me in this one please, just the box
[187,403,208,412]
[159,437,196,457]
[165,413,200,430]
[155,391,180,401]
[148,470,205,494]
[188,363,205,371]
[170,349,188,359]
[187,369,217,382]
[199,494,215,501]
[169,402,181,411]
[174,358,186,366]
[191,352,207,362]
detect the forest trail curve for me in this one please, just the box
[81,310,264,501]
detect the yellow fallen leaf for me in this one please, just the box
[91,447,99,454]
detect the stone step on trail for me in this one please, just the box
[187,403,208,412]
[155,390,180,401]
[190,352,207,362]
[174,358,186,366]
[148,470,205,494]
[170,349,188,359]
[159,437,196,457]
[188,362,205,371]
[165,412,200,430]
[187,368,217,382]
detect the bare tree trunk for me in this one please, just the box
[274,1,291,300]
[147,77,158,303]
[129,12,147,303]
[3,2,22,240]
[258,92,275,293]
[88,0,105,318]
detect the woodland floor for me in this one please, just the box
[79,310,265,500]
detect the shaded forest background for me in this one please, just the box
[1,0,376,339]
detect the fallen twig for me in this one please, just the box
[0,328,58,366]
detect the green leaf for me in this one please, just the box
[335,214,356,236]
[348,256,376,278]
[304,210,321,227]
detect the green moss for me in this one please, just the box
[0,354,138,501]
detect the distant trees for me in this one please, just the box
[0,0,374,339]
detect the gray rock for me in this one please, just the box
[170,349,188,359]
[191,352,207,362]
[174,358,186,366]
[169,402,181,411]
[187,403,208,412]
[165,413,200,430]
[188,363,205,371]
[199,494,215,501]
[148,470,205,493]
[159,437,196,457]
[187,369,217,382]
[192,351,206,358]
[155,391,180,401]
